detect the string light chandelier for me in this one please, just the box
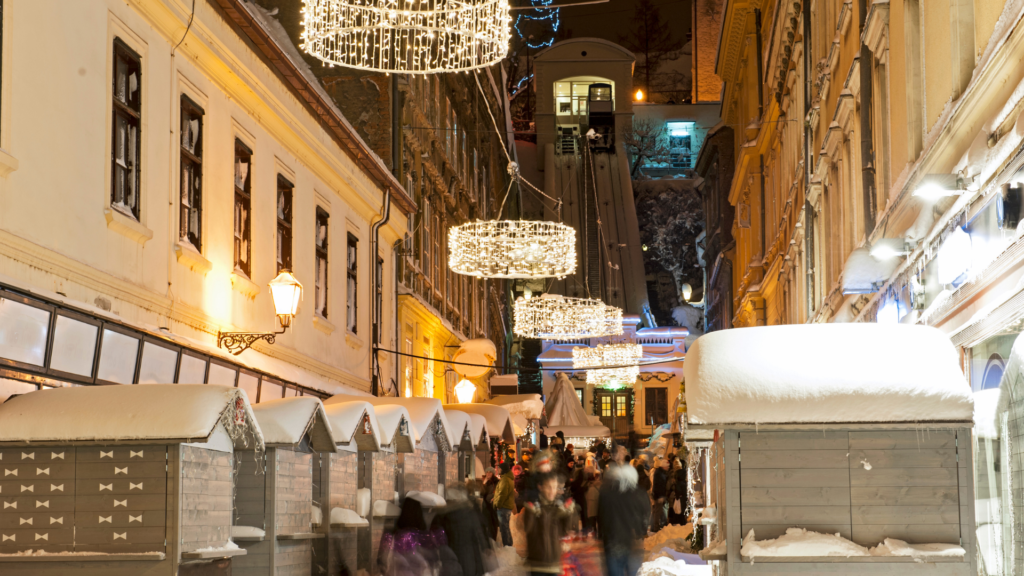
[573,343,642,388]
[449,220,576,279]
[300,0,512,74]
[513,295,623,339]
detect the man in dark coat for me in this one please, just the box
[524,475,574,576]
[439,487,490,576]
[481,467,500,541]
[650,457,670,532]
[599,446,648,576]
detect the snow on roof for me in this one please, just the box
[322,401,381,451]
[545,373,594,428]
[484,394,544,420]
[466,413,490,446]
[684,324,974,425]
[442,410,472,449]
[974,388,1000,440]
[372,404,415,453]
[444,410,490,449]
[442,404,515,443]
[251,397,335,452]
[326,396,456,450]
[0,385,263,447]
[542,425,611,438]
[510,414,528,436]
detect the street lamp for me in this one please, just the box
[680,283,693,302]
[635,89,644,102]
[914,174,968,200]
[218,271,303,355]
[455,379,477,404]
[869,238,914,260]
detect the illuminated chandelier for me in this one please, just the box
[513,295,623,339]
[300,0,512,74]
[573,343,642,388]
[449,220,576,279]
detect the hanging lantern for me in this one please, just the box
[513,295,623,339]
[573,343,642,388]
[448,220,576,279]
[300,0,512,74]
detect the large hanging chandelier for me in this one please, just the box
[573,343,642,388]
[300,0,512,74]
[513,295,623,339]
[449,220,576,279]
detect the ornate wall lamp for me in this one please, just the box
[218,271,302,355]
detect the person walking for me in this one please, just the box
[667,457,688,526]
[584,469,601,536]
[524,474,574,576]
[650,457,670,532]
[481,467,500,541]
[439,486,489,576]
[493,462,516,547]
[599,446,648,576]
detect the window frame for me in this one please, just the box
[315,207,330,319]
[277,175,294,273]
[233,140,253,277]
[347,233,359,334]
[111,38,143,221]
[179,95,204,250]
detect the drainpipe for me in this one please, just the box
[858,0,876,234]
[370,191,392,396]
[803,0,815,321]
[754,9,765,120]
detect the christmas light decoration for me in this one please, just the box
[300,0,512,74]
[513,0,560,49]
[449,220,576,279]
[513,295,623,339]
[573,343,642,388]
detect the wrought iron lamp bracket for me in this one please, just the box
[218,328,286,355]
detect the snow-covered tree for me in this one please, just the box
[623,117,671,177]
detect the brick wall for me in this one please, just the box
[445,451,459,488]
[403,449,439,495]
[180,446,233,553]
[329,451,359,575]
[372,452,397,567]
[275,449,313,575]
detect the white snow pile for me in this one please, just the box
[193,541,241,554]
[637,557,711,576]
[251,397,333,449]
[684,324,974,425]
[740,528,966,559]
[485,545,525,576]
[974,388,1001,439]
[330,507,368,526]
[0,384,263,444]
[230,525,265,538]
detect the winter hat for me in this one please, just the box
[499,461,512,474]
[513,464,524,476]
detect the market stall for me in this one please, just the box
[0,384,262,576]
[685,324,976,575]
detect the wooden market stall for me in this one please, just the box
[232,397,335,576]
[442,409,491,482]
[0,384,262,576]
[684,324,976,575]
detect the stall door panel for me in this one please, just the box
[0,448,76,552]
[737,430,853,541]
[75,445,168,553]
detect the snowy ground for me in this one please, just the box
[640,524,711,576]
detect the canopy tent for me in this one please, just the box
[543,372,611,437]
[483,393,544,420]
[251,396,336,451]
[683,324,974,425]
[325,395,457,450]
[443,403,516,443]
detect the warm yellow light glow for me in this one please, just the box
[455,379,477,403]
[301,0,512,74]
[449,220,576,279]
[514,295,623,339]
[681,283,692,302]
[268,271,303,327]
[635,89,644,101]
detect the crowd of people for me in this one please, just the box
[376,431,691,576]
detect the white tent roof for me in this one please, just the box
[323,401,381,451]
[484,393,544,420]
[684,324,974,425]
[543,373,610,437]
[443,403,515,443]
[0,385,263,448]
[251,397,335,452]
[373,404,415,452]
[326,395,456,450]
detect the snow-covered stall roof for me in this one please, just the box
[466,413,490,447]
[322,401,381,451]
[373,404,415,453]
[0,385,263,448]
[444,410,490,450]
[326,396,456,451]
[443,404,515,443]
[443,410,473,449]
[543,373,611,438]
[684,324,974,426]
[251,397,335,452]
[483,393,544,420]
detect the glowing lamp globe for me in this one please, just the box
[268,271,303,328]
[681,283,692,302]
[455,379,477,404]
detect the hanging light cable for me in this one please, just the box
[301,0,512,74]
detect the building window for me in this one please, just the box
[600,396,611,417]
[179,96,203,249]
[314,208,329,318]
[667,122,695,169]
[233,141,252,277]
[432,212,442,290]
[111,39,142,220]
[347,234,359,333]
[645,387,668,427]
[575,388,583,404]
[277,176,293,272]
[615,395,627,417]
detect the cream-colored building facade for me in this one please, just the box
[0,0,415,400]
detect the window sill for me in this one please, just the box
[0,148,19,177]
[313,314,336,335]
[346,331,364,348]
[231,271,260,299]
[174,241,213,273]
[104,207,154,245]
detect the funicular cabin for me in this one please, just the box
[233,397,335,576]
[587,83,615,150]
[684,324,976,575]
[0,384,262,576]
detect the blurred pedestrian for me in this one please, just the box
[481,467,499,541]
[439,486,489,576]
[667,457,688,526]
[650,457,670,532]
[599,446,648,576]
[585,469,601,535]
[524,474,574,576]
[493,462,516,547]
